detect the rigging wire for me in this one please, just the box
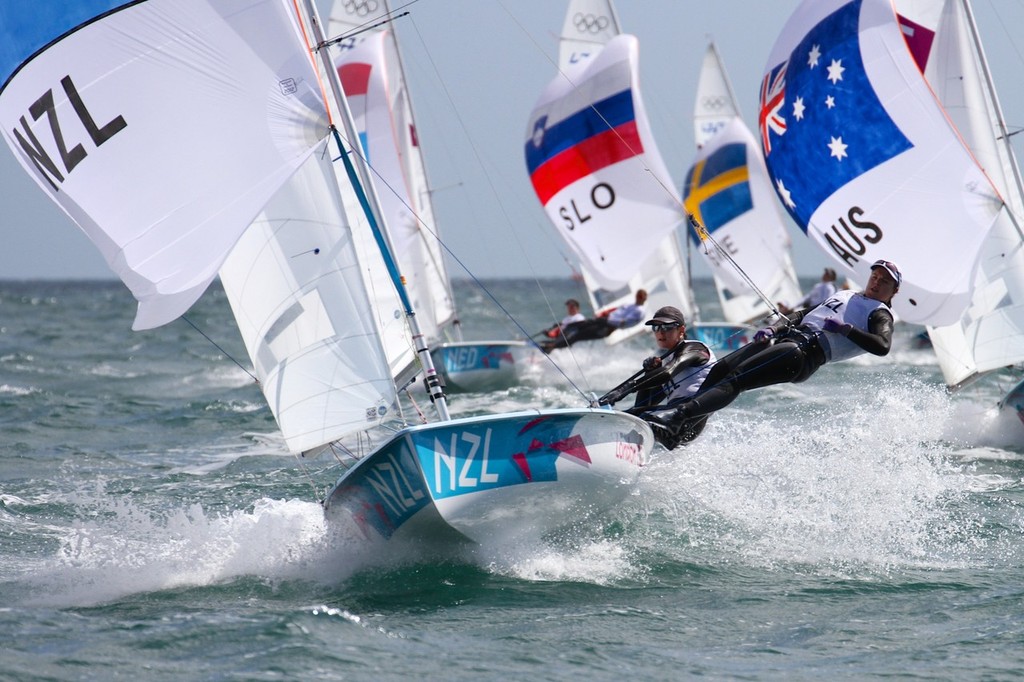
[181,315,258,383]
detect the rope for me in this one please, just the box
[181,315,258,383]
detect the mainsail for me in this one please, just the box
[0,0,329,330]
[761,0,1000,326]
[219,146,399,454]
[685,43,802,324]
[895,0,1024,389]
[526,0,694,337]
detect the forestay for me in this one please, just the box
[0,0,328,330]
[761,0,1000,326]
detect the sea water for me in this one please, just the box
[2,278,1023,681]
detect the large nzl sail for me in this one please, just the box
[0,0,329,330]
[761,0,1000,326]
[526,0,694,336]
[896,0,1024,389]
[685,44,802,324]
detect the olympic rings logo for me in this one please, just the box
[701,96,728,110]
[573,13,610,33]
[342,0,380,17]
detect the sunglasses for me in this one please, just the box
[651,323,682,333]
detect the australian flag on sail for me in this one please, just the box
[760,0,912,231]
[525,89,642,205]
[683,142,752,244]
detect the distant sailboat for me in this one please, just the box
[893,0,1024,428]
[327,0,533,392]
[0,0,655,548]
[684,42,802,327]
[525,0,697,348]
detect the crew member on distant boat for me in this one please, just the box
[539,298,586,339]
[777,267,837,315]
[540,289,648,353]
[597,305,716,448]
[646,260,901,436]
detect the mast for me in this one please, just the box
[301,0,451,421]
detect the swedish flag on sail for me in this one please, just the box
[683,142,752,242]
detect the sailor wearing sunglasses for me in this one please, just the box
[598,305,717,448]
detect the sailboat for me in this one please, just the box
[684,42,803,330]
[326,0,534,393]
[892,0,1024,431]
[524,0,697,349]
[0,0,654,547]
[759,0,1000,330]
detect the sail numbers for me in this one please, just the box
[11,75,127,191]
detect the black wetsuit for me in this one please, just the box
[677,303,894,420]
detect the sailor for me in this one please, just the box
[598,305,716,448]
[541,289,648,353]
[646,260,900,436]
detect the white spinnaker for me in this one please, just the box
[220,145,398,454]
[898,0,1024,387]
[0,0,328,329]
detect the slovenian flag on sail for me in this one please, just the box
[525,89,642,205]
[524,34,682,288]
[761,0,1000,325]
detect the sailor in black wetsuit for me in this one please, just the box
[597,305,716,449]
[646,260,901,436]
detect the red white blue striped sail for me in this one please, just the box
[525,34,682,288]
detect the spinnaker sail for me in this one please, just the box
[0,0,329,330]
[761,0,1000,326]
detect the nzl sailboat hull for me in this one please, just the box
[322,408,652,545]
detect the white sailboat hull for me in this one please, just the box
[323,408,651,545]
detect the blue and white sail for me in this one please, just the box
[685,43,802,325]
[526,0,695,342]
[761,0,1000,326]
[0,0,328,330]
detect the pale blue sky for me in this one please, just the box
[2,0,1023,281]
